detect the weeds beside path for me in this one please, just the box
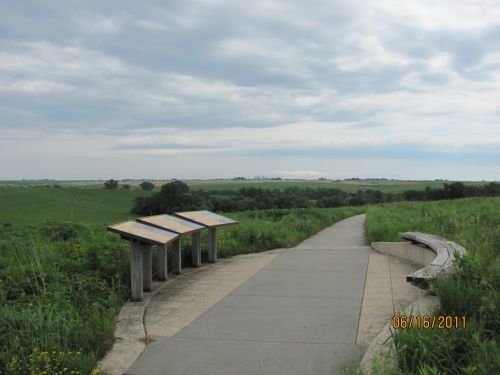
[0,206,363,374]
[364,198,500,375]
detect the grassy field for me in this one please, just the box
[187,179,461,193]
[0,206,363,374]
[0,187,148,225]
[1,179,489,193]
[0,179,490,226]
[2,183,498,373]
[365,198,500,374]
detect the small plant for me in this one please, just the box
[7,349,86,374]
[39,222,84,242]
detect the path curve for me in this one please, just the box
[126,214,371,375]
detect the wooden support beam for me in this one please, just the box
[156,245,168,281]
[208,227,217,263]
[191,231,201,267]
[130,242,144,301]
[172,238,182,274]
[142,244,152,292]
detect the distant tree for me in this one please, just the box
[131,180,197,215]
[443,182,466,199]
[104,179,119,189]
[121,184,131,190]
[140,181,155,191]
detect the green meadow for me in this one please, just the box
[0,198,362,373]
[1,182,499,374]
[0,187,147,225]
[0,179,489,225]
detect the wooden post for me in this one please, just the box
[156,245,168,281]
[208,227,217,263]
[142,244,152,292]
[191,232,201,267]
[172,238,182,274]
[130,242,143,301]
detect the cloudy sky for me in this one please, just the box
[1,0,500,180]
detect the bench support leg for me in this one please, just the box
[208,228,217,263]
[191,232,201,267]
[142,244,152,292]
[156,245,168,281]
[130,242,144,301]
[172,238,182,275]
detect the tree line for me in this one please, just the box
[103,179,155,191]
[130,181,500,215]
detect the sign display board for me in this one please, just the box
[174,210,239,228]
[137,214,204,234]
[107,220,179,246]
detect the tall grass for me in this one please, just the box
[365,197,500,374]
[0,223,129,373]
[1,207,363,373]
[210,207,364,257]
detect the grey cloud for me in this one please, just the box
[1,0,499,180]
[236,143,500,165]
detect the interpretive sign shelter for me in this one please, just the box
[108,221,179,301]
[138,214,205,271]
[174,210,239,263]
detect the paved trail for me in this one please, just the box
[127,214,371,375]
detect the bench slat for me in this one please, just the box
[400,231,466,288]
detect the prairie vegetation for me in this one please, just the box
[1,180,497,225]
[365,198,500,374]
[132,180,500,214]
[2,180,499,374]
[0,206,362,373]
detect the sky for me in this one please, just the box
[1,0,500,181]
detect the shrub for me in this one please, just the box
[103,179,118,190]
[139,181,155,191]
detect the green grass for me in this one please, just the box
[1,179,489,193]
[0,222,129,374]
[0,187,149,225]
[0,206,363,374]
[3,184,498,373]
[365,198,500,375]
[0,180,489,226]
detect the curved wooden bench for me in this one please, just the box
[400,232,466,286]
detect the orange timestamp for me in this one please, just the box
[392,315,467,329]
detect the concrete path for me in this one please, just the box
[126,214,372,374]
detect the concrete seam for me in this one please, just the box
[355,250,372,344]
[388,256,396,314]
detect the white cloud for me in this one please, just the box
[333,34,411,71]
[368,0,500,30]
